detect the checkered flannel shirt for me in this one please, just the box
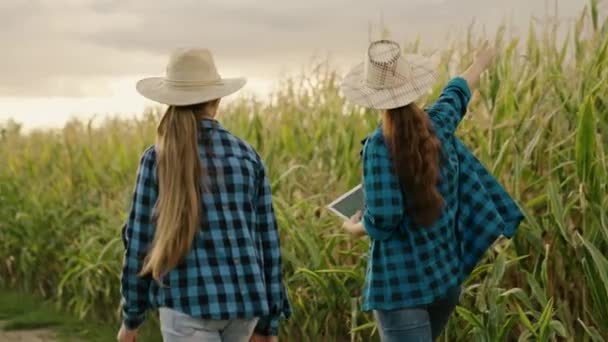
[120,119,290,335]
[360,77,523,311]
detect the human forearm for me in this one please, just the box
[461,62,486,92]
[460,42,496,92]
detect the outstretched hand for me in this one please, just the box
[462,41,498,91]
[474,41,497,70]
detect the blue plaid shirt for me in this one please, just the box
[361,77,523,311]
[120,119,290,335]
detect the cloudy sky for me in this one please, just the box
[0,0,591,128]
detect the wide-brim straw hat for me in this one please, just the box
[137,48,246,106]
[341,40,437,110]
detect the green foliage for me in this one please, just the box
[0,2,607,341]
[0,289,162,342]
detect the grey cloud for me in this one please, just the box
[0,0,587,97]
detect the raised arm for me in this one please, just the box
[461,42,497,92]
[428,43,496,133]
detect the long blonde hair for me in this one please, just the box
[139,100,217,281]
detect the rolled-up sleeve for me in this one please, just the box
[120,147,157,330]
[362,137,404,241]
[429,77,472,133]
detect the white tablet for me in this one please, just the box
[327,184,365,220]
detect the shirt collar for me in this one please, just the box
[199,118,222,130]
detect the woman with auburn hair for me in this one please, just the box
[117,48,290,342]
[340,40,523,341]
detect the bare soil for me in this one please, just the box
[0,322,56,342]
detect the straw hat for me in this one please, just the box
[341,40,437,110]
[136,48,246,106]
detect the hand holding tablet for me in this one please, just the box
[326,184,365,221]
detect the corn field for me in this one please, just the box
[1,2,607,341]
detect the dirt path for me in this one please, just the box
[0,322,56,342]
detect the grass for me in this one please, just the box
[0,2,607,341]
[0,290,162,342]
[0,290,162,341]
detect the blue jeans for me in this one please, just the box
[374,287,461,342]
[159,308,259,342]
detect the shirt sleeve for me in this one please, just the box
[253,161,291,336]
[120,147,157,330]
[428,77,472,133]
[362,137,405,241]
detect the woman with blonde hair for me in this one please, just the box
[340,40,523,341]
[117,48,290,342]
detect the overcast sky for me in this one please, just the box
[0,0,593,128]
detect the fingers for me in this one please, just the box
[478,41,493,58]
[116,327,137,342]
[475,41,497,70]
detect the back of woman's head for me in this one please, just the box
[140,100,218,281]
[382,104,443,227]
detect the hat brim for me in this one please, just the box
[340,54,438,110]
[136,77,247,106]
